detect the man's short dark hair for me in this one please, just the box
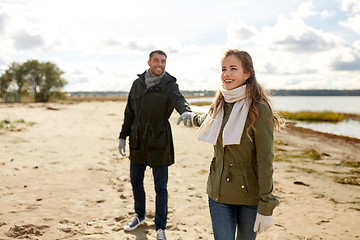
[149,50,167,60]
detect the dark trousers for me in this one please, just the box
[130,162,168,230]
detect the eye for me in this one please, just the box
[231,67,237,71]
[221,68,226,72]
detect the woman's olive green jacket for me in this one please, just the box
[194,101,279,216]
[119,71,191,167]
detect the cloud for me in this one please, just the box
[339,14,360,34]
[227,22,258,44]
[331,57,360,71]
[340,0,360,13]
[98,37,181,56]
[339,0,360,34]
[320,10,330,18]
[290,1,317,19]
[12,30,45,50]
[96,66,104,75]
[267,16,339,53]
[272,31,335,52]
[0,12,9,34]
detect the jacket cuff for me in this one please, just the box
[257,198,279,216]
[119,133,127,140]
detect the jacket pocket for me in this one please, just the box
[129,124,140,149]
[146,122,168,149]
[243,165,259,196]
[227,164,249,196]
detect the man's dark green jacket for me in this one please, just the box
[119,71,191,166]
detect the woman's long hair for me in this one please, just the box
[208,49,283,136]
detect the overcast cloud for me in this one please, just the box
[0,0,359,91]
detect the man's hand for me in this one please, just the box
[253,213,273,234]
[177,112,196,127]
[118,138,126,156]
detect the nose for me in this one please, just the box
[223,70,230,77]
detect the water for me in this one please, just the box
[187,96,360,139]
[271,96,360,114]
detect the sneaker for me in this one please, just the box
[157,229,167,240]
[123,214,145,231]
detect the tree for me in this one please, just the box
[35,61,67,102]
[0,60,67,102]
[0,69,13,102]
[9,62,28,102]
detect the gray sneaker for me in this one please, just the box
[157,229,167,240]
[123,214,145,231]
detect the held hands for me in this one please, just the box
[177,111,196,127]
[118,138,126,156]
[253,213,273,234]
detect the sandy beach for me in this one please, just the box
[0,101,359,240]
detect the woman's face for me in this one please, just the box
[221,55,250,90]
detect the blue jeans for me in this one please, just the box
[208,197,258,240]
[130,162,168,230]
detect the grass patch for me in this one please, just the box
[0,119,11,129]
[190,101,213,106]
[339,160,360,168]
[273,148,324,162]
[349,169,360,174]
[274,147,287,152]
[199,169,209,175]
[0,119,35,132]
[335,176,360,186]
[302,149,321,160]
[274,140,288,146]
[280,111,360,122]
[289,165,317,174]
[64,96,128,102]
[273,154,292,162]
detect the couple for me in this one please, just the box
[118,49,281,240]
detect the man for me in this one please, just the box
[118,50,194,240]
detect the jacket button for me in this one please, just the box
[229,163,233,167]
[241,185,245,188]
[226,178,230,182]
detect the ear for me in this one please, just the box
[147,60,151,66]
[245,71,251,80]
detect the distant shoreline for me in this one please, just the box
[67,89,360,98]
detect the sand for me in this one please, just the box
[0,101,359,240]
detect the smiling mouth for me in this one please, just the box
[224,79,233,83]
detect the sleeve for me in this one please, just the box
[193,113,208,127]
[119,84,135,139]
[254,102,279,216]
[169,82,192,114]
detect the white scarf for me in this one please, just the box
[194,84,251,146]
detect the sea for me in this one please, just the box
[187,96,360,139]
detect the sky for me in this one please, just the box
[0,0,359,92]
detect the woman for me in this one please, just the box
[193,50,282,239]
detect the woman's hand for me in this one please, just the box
[253,213,273,234]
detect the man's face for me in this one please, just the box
[148,53,166,77]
